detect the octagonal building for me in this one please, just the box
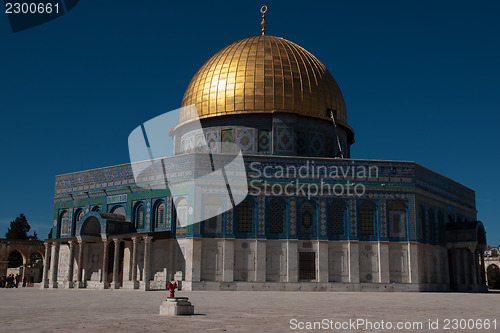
[44,19,487,292]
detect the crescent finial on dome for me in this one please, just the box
[260,5,267,35]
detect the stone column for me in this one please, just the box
[378,241,390,283]
[222,239,234,282]
[101,240,110,289]
[425,248,432,285]
[141,236,152,291]
[469,247,477,287]
[408,242,419,284]
[255,239,266,282]
[480,252,486,286]
[190,238,202,282]
[317,240,329,283]
[65,241,75,288]
[455,249,462,287]
[463,248,470,287]
[436,248,444,287]
[41,242,50,289]
[286,240,298,282]
[49,242,59,289]
[474,250,481,287]
[131,237,138,289]
[167,239,175,281]
[77,241,85,288]
[348,241,360,283]
[443,248,451,287]
[111,239,121,289]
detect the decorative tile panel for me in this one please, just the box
[409,194,416,239]
[221,129,234,153]
[325,136,334,157]
[275,126,294,153]
[380,200,387,238]
[226,196,233,234]
[204,128,220,153]
[195,134,206,153]
[258,129,270,152]
[320,200,327,236]
[296,131,306,155]
[289,197,296,236]
[258,195,265,235]
[350,198,357,238]
[236,128,256,153]
[309,132,324,156]
[166,197,172,229]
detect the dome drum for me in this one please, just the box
[174,113,350,158]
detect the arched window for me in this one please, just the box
[359,202,375,237]
[91,206,100,212]
[110,205,126,217]
[388,202,406,238]
[428,208,436,242]
[267,199,285,235]
[175,198,188,228]
[75,209,84,223]
[204,196,223,234]
[237,200,253,233]
[134,203,145,229]
[154,201,166,229]
[418,205,426,241]
[438,211,445,243]
[457,216,462,224]
[448,214,454,224]
[328,201,345,236]
[60,211,69,235]
[299,202,315,235]
[73,208,84,237]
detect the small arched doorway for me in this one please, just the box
[486,264,500,289]
[24,251,43,285]
[81,217,101,236]
[7,250,24,269]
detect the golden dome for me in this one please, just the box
[180,35,354,142]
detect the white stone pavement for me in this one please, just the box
[0,288,499,332]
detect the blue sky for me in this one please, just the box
[0,0,498,245]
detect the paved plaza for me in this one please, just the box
[0,288,498,332]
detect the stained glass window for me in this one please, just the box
[268,199,285,234]
[428,208,435,242]
[438,211,445,243]
[300,202,315,235]
[60,211,69,235]
[155,202,165,228]
[360,202,375,236]
[389,202,406,238]
[418,206,425,241]
[328,202,345,236]
[204,196,223,234]
[175,198,188,228]
[135,203,145,229]
[237,200,253,233]
[77,210,84,221]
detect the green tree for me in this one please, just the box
[5,214,35,239]
[29,231,38,240]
